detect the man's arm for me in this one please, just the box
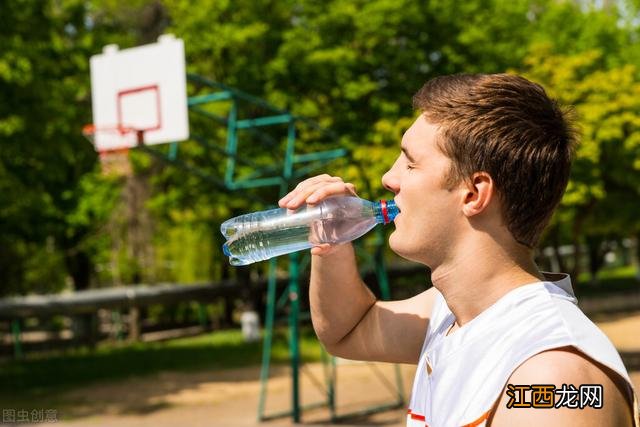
[489,346,635,426]
[310,242,437,364]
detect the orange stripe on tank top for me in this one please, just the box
[407,409,426,421]
[407,408,490,427]
[461,409,491,427]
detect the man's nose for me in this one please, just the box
[382,169,399,194]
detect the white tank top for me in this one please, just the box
[406,273,639,427]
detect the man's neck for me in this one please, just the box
[431,236,545,328]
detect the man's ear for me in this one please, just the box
[461,172,494,218]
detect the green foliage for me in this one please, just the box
[0,0,104,295]
[521,44,640,244]
[153,211,214,282]
[2,0,640,293]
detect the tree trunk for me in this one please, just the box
[632,233,640,282]
[570,199,597,284]
[586,235,605,285]
[65,250,91,291]
[128,306,141,341]
[124,174,154,284]
[65,250,98,348]
[550,225,566,272]
[570,236,582,283]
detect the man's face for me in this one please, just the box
[381,115,464,265]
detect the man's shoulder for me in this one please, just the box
[513,346,610,380]
[488,345,635,426]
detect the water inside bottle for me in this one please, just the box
[223,223,314,265]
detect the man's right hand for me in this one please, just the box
[278,174,358,256]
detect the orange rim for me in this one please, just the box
[82,124,135,137]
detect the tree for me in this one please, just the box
[522,45,640,280]
[0,0,132,295]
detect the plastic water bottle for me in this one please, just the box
[220,196,399,266]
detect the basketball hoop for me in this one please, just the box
[82,124,144,177]
[84,35,190,175]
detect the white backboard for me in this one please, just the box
[89,34,189,152]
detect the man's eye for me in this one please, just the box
[406,164,415,170]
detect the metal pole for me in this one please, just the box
[225,99,238,186]
[258,258,278,421]
[11,319,23,360]
[285,119,301,422]
[288,251,301,422]
[197,303,208,329]
[168,141,179,161]
[321,347,336,421]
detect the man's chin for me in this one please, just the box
[389,234,426,264]
[388,230,399,251]
[389,233,409,258]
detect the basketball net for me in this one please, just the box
[82,125,143,177]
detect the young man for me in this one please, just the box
[278,74,638,426]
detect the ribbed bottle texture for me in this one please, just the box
[220,196,398,266]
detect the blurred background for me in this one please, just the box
[1,0,639,425]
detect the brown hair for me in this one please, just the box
[413,73,577,248]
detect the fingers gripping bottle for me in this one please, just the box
[220,196,399,266]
